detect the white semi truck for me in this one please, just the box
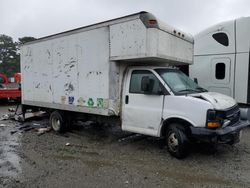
[190,16,250,120]
[21,12,249,158]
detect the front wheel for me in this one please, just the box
[166,124,190,159]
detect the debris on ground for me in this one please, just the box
[8,108,15,112]
[37,127,51,136]
[18,125,30,130]
[2,105,23,122]
[14,115,23,122]
[19,126,35,132]
[118,133,147,143]
[10,130,17,135]
[0,114,10,120]
[0,113,23,122]
[0,106,51,136]
[14,122,51,135]
[65,143,71,146]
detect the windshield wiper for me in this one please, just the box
[177,87,207,93]
[177,89,198,93]
[195,87,208,92]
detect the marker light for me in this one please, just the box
[148,19,157,25]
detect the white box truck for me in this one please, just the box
[21,12,249,158]
[190,17,250,120]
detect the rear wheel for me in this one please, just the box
[166,124,190,159]
[49,111,69,133]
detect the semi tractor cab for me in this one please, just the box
[190,17,250,120]
[21,12,249,158]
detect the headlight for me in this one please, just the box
[207,110,216,120]
[206,110,221,128]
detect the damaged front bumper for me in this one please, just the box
[190,121,250,144]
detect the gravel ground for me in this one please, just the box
[0,104,250,188]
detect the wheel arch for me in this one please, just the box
[160,117,194,137]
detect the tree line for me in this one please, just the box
[0,35,36,77]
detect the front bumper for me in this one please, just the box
[190,121,250,144]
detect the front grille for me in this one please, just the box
[217,105,240,126]
[224,105,240,117]
[228,111,240,126]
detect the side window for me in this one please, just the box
[212,32,229,46]
[215,63,225,80]
[129,70,161,94]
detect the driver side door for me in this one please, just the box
[122,69,165,136]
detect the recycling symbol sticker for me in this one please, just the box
[87,98,94,107]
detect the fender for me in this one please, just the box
[158,115,196,137]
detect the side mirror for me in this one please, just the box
[194,78,198,84]
[141,76,154,93]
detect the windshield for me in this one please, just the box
[155,68,207,95]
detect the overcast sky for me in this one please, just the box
[1,0,250,41]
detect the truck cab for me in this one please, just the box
[122,66,248,158]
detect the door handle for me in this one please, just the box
[125,95,129,104]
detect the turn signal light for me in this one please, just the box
[207,122,221,128]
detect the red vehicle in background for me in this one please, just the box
[0,73,21,101]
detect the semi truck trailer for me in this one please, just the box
[21,12,249,158]
[190,16,250,121]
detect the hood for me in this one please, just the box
[190,92,236,110]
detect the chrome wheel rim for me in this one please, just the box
[52,116,61,131]
[168,132,179,152]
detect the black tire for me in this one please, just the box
[166,124,190,159]
[49,111,69,133]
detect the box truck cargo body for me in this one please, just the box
[190,17,250,120]
[21,12,248,158]
[21,12,193,116]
